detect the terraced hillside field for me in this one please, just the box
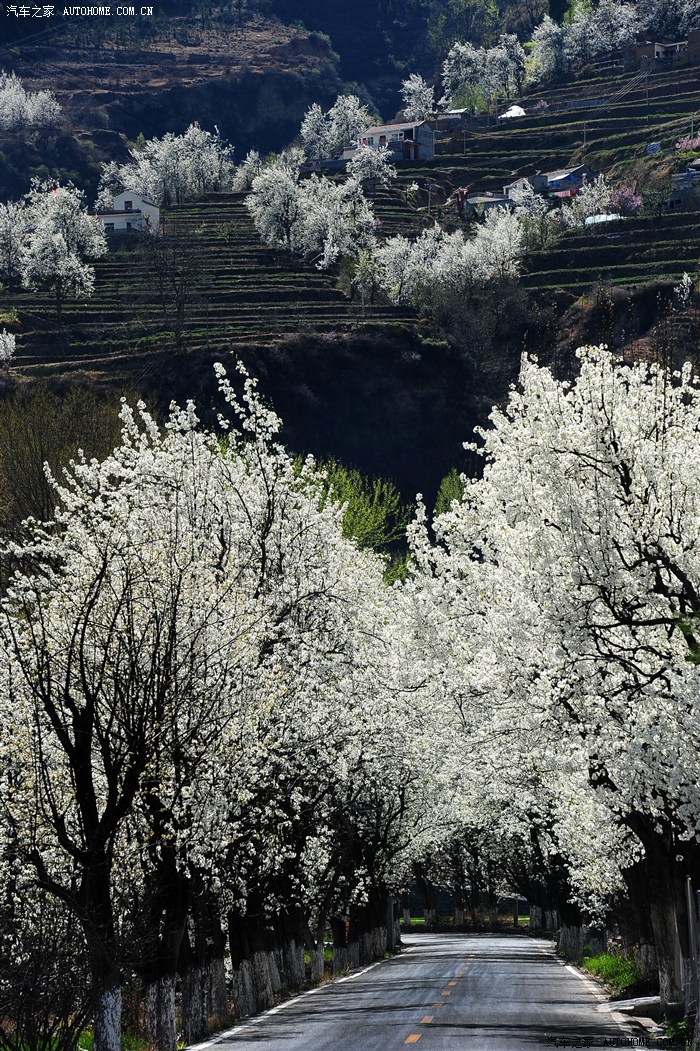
[392,65,700,196]
[9,192,420,386]
[6,62,700,386]
[381,63,700,299]
[521,211,700,295]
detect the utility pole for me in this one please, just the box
[645,71,649,124]
[583,121,587,147]
[427,181,439,217]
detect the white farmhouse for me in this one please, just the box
[95,191,160,234]
[359,120,436,161]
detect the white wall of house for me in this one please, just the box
[112,191,160,228]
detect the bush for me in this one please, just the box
[582,951,642,994]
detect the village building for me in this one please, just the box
[94,190,160,234]
[502,165,596,200]
[530,164,596,194]
[465,191,511,215]
[359,120,436,161]
[666,165,700,211]
[626,29,700,70]
[503,176,535,199]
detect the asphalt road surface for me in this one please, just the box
[202,933,640,1050]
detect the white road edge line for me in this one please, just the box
[192,956,390,1049]
[557,957,641,1037]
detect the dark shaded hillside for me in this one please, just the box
[0,17,343,199]
[132,329,483,504]
[270,0,435,95]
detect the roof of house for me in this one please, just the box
[114,191,158,206]
[467,193,508,204]
[95,208,146,216]
[363,120,428,135]
[545,165,589,182]
[584,213,623,225]
[499,105,526,119]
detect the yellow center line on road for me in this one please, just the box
[448,980,457,986]
[405,1035,422,1044]
[440,989,451,996]
[420,1016,434,1024]
[432,1001,445,1007]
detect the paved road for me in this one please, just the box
[204,934,639,1050]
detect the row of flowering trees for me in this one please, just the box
[0,364,452,1051]
[405,0,700,114]
[241,120,524,306]
[97,123,237,207]
[3,337,700,1043]
[404,344,700,1026]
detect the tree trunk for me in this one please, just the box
[231,959,255,1019]
[93,978,122,1051]
[251,950,274,1011]
[347,938,360,969]
[624,820,693,1012]
[144,974,177,1051]
[181,964,208,1045]
[268,948,283,995]
[648,893,684,1008]
[332,946,348,974]
[331,917,348,975]
[208,954,230,1027]
[282,939,304,990]
[310,941,324,983]
[558,924,584,960]
[544,909,559,931]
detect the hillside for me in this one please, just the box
[0,15,343,199]
[2,15,700,499]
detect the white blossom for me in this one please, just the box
[401,74,435,122]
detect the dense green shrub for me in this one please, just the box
[582,951,642,994]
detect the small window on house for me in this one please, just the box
[126,221,132,230]
[104,223,115,231]
[124,200,133,211]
